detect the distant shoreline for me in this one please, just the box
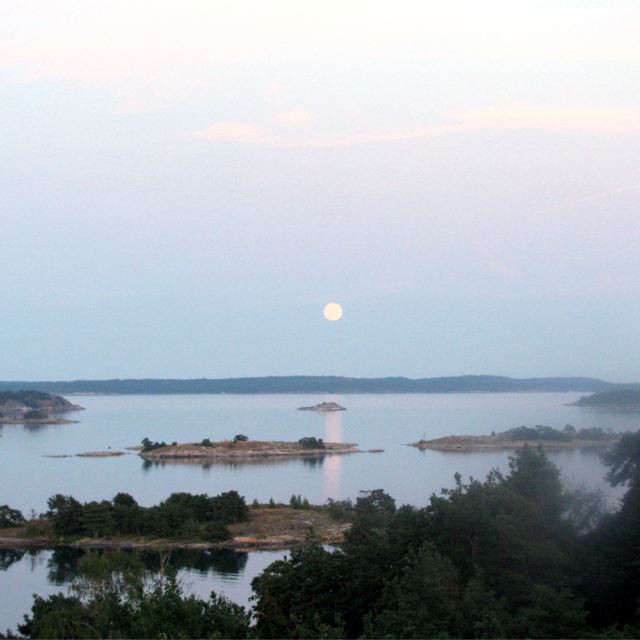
[2,375,637,395]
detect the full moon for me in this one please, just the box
[323,302,343,321]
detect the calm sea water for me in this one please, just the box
[1,392,638,631]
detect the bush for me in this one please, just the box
[326,498,354,521]
[298,437,325,450]
[202,522,231,541]
[234,434,249,442]
[140,438,167,453]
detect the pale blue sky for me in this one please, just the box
[1,1,639,380]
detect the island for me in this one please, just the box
[139,437,359,462]
[410,425,622,451]
[297,401,346,411]
[0,491,352,552]
[569,388,640,408]
[0,390,83,424]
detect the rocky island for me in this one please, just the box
[139,437,359,462]
[297,401,346,411]
[411,425,622,451]
[0,390,83,424]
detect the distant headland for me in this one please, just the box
[569,388,640,408]
[1,375,637,395]
[0,390,83,425]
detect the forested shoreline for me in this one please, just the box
[0,375,631,395]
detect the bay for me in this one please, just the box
[1,392,637,632]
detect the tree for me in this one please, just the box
[46,495,84,535]
[363,543,458,638]
[0,505,25,529]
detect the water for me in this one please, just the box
[0,547,287,634]
[1,392,638,632]
[1,393,636,514]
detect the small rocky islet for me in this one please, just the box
[297,401,346,412]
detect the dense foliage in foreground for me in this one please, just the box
[9,432,640,638]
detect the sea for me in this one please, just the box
[1,392,637,631]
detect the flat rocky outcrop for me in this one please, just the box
[410,432,620,451]
[141,440,359,461]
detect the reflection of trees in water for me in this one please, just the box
[140,549,248,575]
[48,548,84,584]
[302,456,324,468]
[0,548,27,570]
[40,547,249,584]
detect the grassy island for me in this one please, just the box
[139,438,359,461]
[411,424,622,451]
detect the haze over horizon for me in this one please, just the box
[2,1,639,381]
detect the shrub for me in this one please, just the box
[234,434,249,442]
[298,437,325,450]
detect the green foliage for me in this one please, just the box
[18,563,251,639]
[602,431,640,486]
[326,498,354,521]
[234,434,249,442]
[289,495,310,510]
[140,438,167,453]
[363,543,458,638]
[250,449,600,639]
[0,505,25,529]
[507,424,611,442]
[298,437,325,450]
[43,491,247,540]
[251,542,348,639]
[47,495,84,536]
[200,438,212,447]
[24,409,47,420]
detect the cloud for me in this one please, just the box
[191,103,640,148]
[273,109,317,127]
[192,121,266,143]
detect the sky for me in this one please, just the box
[1,0,639,381]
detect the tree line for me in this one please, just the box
[43,490,248,541]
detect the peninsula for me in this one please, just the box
[569,388,640,408]
[298,401,346,411]
[411,425,622,451]
[0,390,83,424]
